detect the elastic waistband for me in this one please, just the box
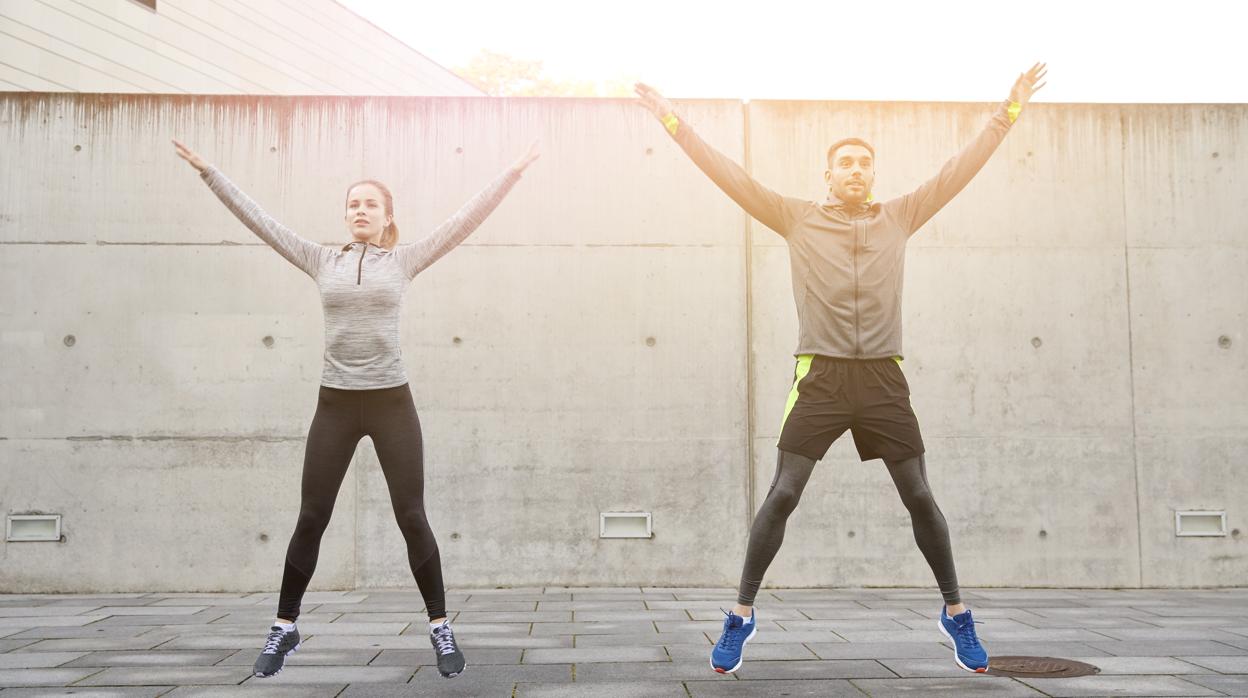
[800,354,902,365]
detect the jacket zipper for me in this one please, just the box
[356,244,366,285]
[852,217,861,356]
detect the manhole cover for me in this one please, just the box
[988,656,1101,678]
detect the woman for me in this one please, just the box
[172,138,539,680]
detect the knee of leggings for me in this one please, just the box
[765,485,803,518]
[294,507,333,536]
[394,508,431,537]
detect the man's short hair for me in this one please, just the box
[826,138,876,167]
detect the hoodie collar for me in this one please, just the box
[824,191,880,214]
[341,240,387,252]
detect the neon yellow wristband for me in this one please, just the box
[1007,101,1022,124]
[661,112,680,136]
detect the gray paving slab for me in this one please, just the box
[655,620,785,634]
[571,611,690,622]
[73,666,252,685]
[244,666,414,683]
[399,621,530,636]
[452,601,539,612]
[152,635,264,650]
[733,659,896,680]
[663,643,815,662]
[572,632,712,647]
[87,613,229,627]
[217,647,380,666]
[0,639,39,651]
[1093,627,1247,641]
[0,668,104,686]
[535,601,646,611]
[687,678,865,697]
[166,687,344,697]
[0,615,109,628]
[1018,674,1222,696]
[850,676,1046,696]
[94,607,209,617]
[1181,673,1248,695]
[60,649,238,667]
[368,648,521,666]
[780,619,912,632]
[0,651,88,668]
[4,625,158,639]
[292,622,409,635]
[301,633,572,650]
[686,607,810,620]
[1086,639,1248,656]
[12,636,178,652]
[452,611,571,623]
[797,608,928,620]
[521,646,668,664]
[529,621,658,636]
[515,681,687,697]
[573,661,729,682]
[1179,654,1248,672]
[807,641,954,660]
[1062,656,1211,674]
[973,641,1116,657]
[878,657,984,678]
[1,689,171,697]
[336,678,517,697]
[0,607,104,617]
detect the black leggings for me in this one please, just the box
[277,384,445,622]
[737,450,961,606]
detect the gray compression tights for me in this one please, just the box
[737,450,961,606]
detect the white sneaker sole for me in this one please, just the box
[937,619,987,673]
[709,625,757,674]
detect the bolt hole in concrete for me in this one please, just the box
[1031,336,1042,348]
[450,532,461,540]
[262,335,275,348]
[74,144,81,151]
[258,533,269,542]
[847,530,855,538]
[269,146,277,153]
[988,656,1100,678]
[645,337,656,346]
[455,147,463,154]
[1233,528,1241,537]
[1219,335,1232,348]
[1039,529,1047,538]
[63,334,76,347]
[646,147,654,155]
[452,336,462,345]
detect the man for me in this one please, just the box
[636,63,1046,674]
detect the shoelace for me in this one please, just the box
[955,619,984,649]
[261,628,286,655]
[431,625,457,656]
[715,609,746,652]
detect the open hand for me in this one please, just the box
[634,82,675,120]
[511,140,541,173]
[1010,63,1047,107]
[171,139,208,172]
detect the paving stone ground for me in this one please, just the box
[0,587,1244,696]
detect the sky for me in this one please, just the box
[339,0,1247,103]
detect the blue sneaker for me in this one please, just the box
[710,609,756,674]
[938,607,989,672]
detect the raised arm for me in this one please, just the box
[394,141,539,279]
[173,139,327,278]
[895,63,1047,235]
[635,83,805,237]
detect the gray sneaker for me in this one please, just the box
[253,625,300,678]
[430,620,466,678]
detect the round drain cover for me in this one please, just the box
[988,656,1100,678]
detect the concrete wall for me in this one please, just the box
[0,0,481,96]
[0,93,1243,592]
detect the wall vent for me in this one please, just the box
[6,515,62,542]
[600,512,652,539]
[1175,510,1227,537]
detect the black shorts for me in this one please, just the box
[776,355,925,463]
